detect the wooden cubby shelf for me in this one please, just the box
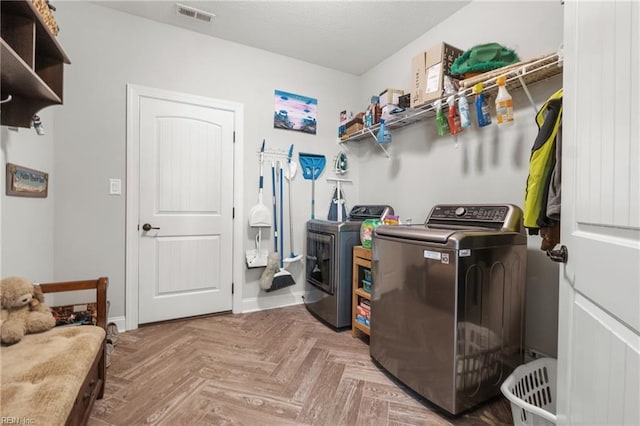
[1,0,70,128]
[352,245,372,338]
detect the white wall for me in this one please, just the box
[351,1,564,356]
[0,108,56,281]
[355,1,564,216]
[50,2,359,321]
[1,2,562,354]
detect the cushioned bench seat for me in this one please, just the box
[0,278,108,426]
[1,326,105,425]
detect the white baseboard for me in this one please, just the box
[111,294,304,331]
[238,290,305,314]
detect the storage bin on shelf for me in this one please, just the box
[355,299,370,327]
[362,279,371,293]
[33,0,59,35]
[500,357,557,426]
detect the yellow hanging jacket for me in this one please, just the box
[524,88,563,234]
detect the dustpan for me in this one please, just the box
[249,204,271,227]
[249,140,271,227]
[247,140,270,269]
[246,232,268,268]
[299,152,326,180]
[299,152,326,219]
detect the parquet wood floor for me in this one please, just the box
[89,304,512,426]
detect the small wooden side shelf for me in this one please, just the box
[352,245,372,338]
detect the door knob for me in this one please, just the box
[142,223,160,231]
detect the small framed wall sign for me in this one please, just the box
[6,163,48,198]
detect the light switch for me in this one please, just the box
[109,178,121,195]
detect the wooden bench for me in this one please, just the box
[0,277,108,426]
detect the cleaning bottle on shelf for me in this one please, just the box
[458,89,471,129]
[376,118,391,144]
[447,95,461,135]
[495,75,514,126]
[434,100,450,136]
[473,83,492,127]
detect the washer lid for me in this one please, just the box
[374,225,456,243]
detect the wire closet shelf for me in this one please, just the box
[339,51,563,148]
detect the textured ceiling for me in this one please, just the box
[94,1,469,75]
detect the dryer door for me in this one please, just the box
[306,230,335,294]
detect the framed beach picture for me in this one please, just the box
[274,90,317,135]
[6,163,48,198]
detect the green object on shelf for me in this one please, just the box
[362,280,371,293]
[451,43,520,76]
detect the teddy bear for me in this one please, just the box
[1,276,56,345]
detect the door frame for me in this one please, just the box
[125,84,244,330]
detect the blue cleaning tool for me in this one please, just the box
[298,152,326,219]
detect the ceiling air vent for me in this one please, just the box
[176,3,215,23]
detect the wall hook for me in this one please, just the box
[0,94,12,104]
[32,114,45,135]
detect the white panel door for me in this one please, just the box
[138,95,234,324]
[558,1,640,424]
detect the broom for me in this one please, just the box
[260,253,280,290]
[267,161,295,292]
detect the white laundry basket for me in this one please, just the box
[500,357,557,426]
[455,322,502,391]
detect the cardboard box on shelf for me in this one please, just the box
[411,42,464,107]
[356,305,370,319]
[424,42,464,103]
[398,93,411,109]
[356,315,370,327]
[345,112,364,135]
[379,88,405,108]
[346,122,363,135]
[381,105,392,121]
[411,52,427,108]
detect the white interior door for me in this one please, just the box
[558,1,639,424]
[137,93,235,324]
